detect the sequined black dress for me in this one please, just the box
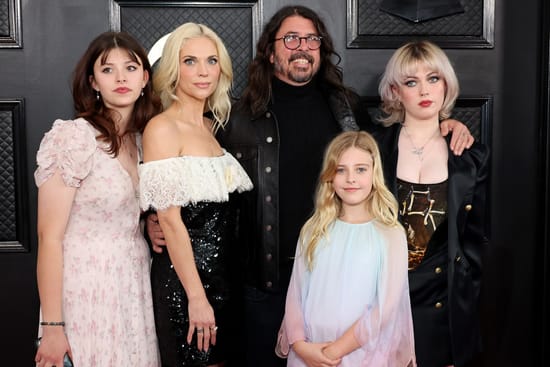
[139,151,253,366]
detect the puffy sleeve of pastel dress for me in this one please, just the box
[138,151,253,366]
[34,118,96,187]
[283,220,416,367]
[34,118,160,367]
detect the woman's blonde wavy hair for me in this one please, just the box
[300,131,401,270]
[153,22,233,132]
[378,40,459,126]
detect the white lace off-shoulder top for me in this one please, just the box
[139,150,253,211]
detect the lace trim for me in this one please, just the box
[138,151,253,210]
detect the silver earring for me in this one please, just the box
[96,90,100,101]
[141,89,144,97]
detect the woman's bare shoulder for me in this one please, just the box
[142,112,183,160]
[144,112,178,138]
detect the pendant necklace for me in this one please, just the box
[401,124,439,161]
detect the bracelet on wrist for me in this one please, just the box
[40,321,65,326]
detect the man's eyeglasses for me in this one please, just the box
[272,34,323,50]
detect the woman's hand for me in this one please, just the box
[34,328,72,367]
[292,340,341,367]
[187,296,217,352]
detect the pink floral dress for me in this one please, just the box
[35,118,159,367]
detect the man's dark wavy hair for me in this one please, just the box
[237,5,351,116]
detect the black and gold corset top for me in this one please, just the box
[397,178,448,270]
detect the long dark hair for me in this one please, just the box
[72,31,161,155]
[238,5,349,116]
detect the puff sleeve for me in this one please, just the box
[34,118,97,188]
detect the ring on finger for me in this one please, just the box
[210,325,218,332]
[197,328,204,333]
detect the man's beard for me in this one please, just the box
[273,52,318,84]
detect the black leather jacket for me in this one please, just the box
[375,123,490,366]
[217,87,371,292]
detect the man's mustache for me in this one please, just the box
[289,52,314,64]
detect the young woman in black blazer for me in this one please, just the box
[375,40,490,367]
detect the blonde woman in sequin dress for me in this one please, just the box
[139,23,252,367]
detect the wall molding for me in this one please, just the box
[0,0,22,48]
[347,0,495,49]
[0,99,28,252]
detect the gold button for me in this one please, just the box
[266,281,273,288]
[456,256,461,262]
[266,112,271,118]
[266,136,273,143]
[266,225,272,231]
[265,166,272,173]
[235,152,242,159]
[465,204,472,211]
[435,302,443,309]
[266,253,272,261]
[265,195,272,202]
[435,267,442,274]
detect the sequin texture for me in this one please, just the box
[140,152,252,366]
[151,200,240,366]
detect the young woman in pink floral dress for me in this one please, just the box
[34,32,161,367]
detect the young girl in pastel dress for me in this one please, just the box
[280,131,416,367]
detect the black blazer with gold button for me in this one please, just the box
[374,123,490,367]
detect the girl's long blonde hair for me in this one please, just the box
[153,22,233,132]
[300,131,401,270]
